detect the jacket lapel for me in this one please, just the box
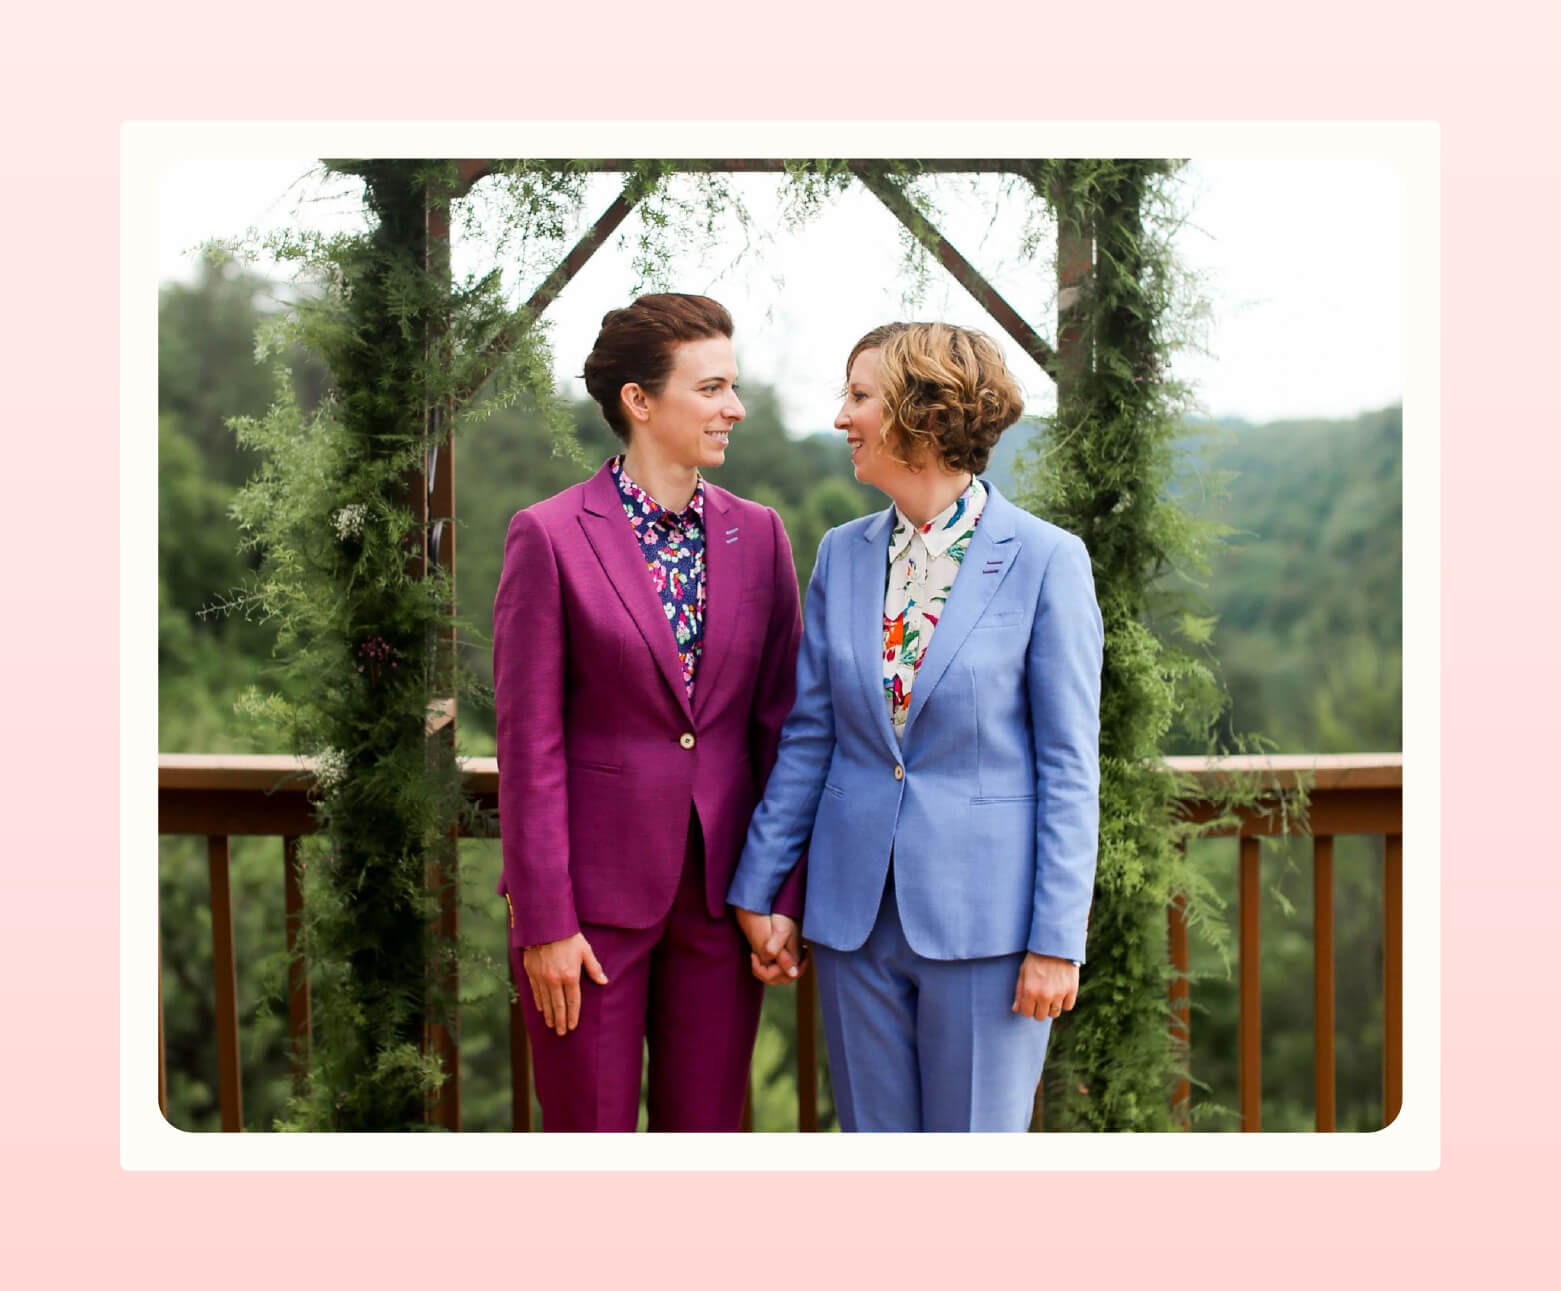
[693,486,736,719]
[578,461,694,723]
[901,481,1019,741]
[853,505,902,760]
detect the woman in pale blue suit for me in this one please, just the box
[727,322,1103,1132]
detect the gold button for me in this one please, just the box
[679,732,696,750]
[894,764,904,781]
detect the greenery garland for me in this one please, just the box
[227,160,572,1129]
[1011,160,1291,1131]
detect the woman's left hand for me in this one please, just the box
[1013,953,1078,1021]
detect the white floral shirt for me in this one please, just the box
[882,478,986,737]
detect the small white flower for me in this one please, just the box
[313,746,349,794]
[333,504,367,541]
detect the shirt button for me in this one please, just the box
[894,765,904,781]
[679,732,696,750]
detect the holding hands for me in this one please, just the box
[735,909,806,985]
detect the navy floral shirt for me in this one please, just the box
[611,456,707,696]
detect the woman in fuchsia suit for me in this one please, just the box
[493,293,805,1131]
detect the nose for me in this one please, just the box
[726,390,745,422]
[834,401,851,430]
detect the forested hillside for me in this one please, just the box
[157,264,1402,1132]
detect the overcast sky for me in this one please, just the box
[159,158,1402,432]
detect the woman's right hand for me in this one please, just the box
[522,933,609,1036]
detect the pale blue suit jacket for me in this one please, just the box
[726,481,1103,963]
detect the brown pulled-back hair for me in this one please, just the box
[582,293,734,442]
[845,321,1025,474]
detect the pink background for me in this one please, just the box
[5,0,1555,1281]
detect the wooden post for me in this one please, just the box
[1238,835,1261,1132]
[157,929,167,1121]
[1313,836,1336,1132]
[1056,190,1093,398]
[207,835,243,1132]
[798,968,819,1132]
[1384,833,1403,1127]
[422,174,461,1132]
[1168,888,1191,1129]
[283,836,311,1093]
[509,955,532,1133]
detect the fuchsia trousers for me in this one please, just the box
[515,810,764,1132]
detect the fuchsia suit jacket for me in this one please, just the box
[494,460,806,951]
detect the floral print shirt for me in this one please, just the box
[883,478,987,737]
[612,455,706,696]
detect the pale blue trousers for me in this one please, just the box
[814,869,1052,1133]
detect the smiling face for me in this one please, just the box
[836,347,914,494]
[625,334,744,471]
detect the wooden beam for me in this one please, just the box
[849,163,1058,380]
[515,159,1039,176]
[457,177,648,405]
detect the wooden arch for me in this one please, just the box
[413,159,1095,1129]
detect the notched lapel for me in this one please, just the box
[902,504,1019,740]
[693,488,735,718]
[578,468,693,722]
[853,509,900,759]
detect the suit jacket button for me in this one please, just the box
[679,732,696,750]
[894,764,904,781]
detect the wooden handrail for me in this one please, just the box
[159,751,1401,801]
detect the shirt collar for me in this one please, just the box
[611,454,705,528]
[888,477,986,563]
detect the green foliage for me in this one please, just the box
[1013,160,1292,1131]
[1200,407,1403,753]
[218,160,573,1130]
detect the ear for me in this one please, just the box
[620,382,652,424]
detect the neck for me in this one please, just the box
[887,466,975,528]
[622,444,699,513]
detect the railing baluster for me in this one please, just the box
[798,967,818,1132]
[508,952,532,1132]
[1169,887,1190,1130]
[426,845,461,1131]
[207,835,243,1132]
[282,837,310,1092]
[1384,833,1403,1127]
[1239,835,1261,1132]
[158,928,167,1120]
[1312,835,1336,1131]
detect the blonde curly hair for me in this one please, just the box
[845,322,1024,473]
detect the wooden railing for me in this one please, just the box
[158,751,1402,1133]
